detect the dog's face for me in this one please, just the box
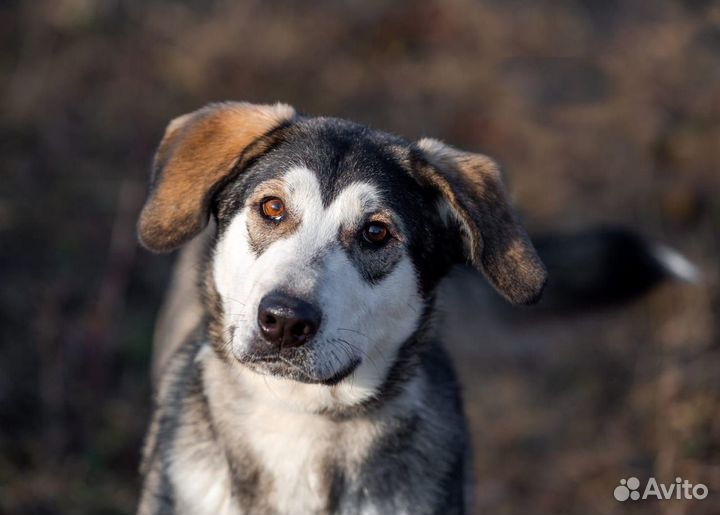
[212,121,443,388]
[138,102,547,408]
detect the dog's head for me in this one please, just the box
[138,102,546,408]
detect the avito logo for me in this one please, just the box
[614,477,708,502]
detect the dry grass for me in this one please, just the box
[1,0,718,513]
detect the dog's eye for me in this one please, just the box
[261,197,286,220]
[362,222,390,245]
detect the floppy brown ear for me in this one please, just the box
[412,138,547,305]
[138,101,296,252]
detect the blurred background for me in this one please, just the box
[1,0,719,513]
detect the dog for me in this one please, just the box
[136,101,696,515]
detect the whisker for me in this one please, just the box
[222,295,248,306]
[337,327,369,339]
[336,337,382,374]
[331,338,356,367]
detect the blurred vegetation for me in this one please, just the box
[0,0,719,513]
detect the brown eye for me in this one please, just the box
[261,197,286,220]
[363,222,390,244]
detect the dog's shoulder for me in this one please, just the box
[139,335,230,514]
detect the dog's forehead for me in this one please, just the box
[247,117,423,206]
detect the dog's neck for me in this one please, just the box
[195,340,431,515]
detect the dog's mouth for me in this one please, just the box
[243,354,362,386]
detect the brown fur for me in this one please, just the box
[412,138,547,305]
[138,102,296,252]
[244,179,303,254]
[137,105,544,514]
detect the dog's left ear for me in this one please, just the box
[411,138,547,305]
[138,101,296,252]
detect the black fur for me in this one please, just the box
[140,107,688,515]
[140,114,475,515]
[213,117,457,291]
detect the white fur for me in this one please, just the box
[653,244,701,282]
[238,397,333,514]
[236,377,424,515]
[212,167,423,412]
[201,349,427,515]
[170,435,241,515]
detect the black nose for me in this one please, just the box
[257,293,321,349]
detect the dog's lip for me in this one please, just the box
[246,355,280,364]
[243,355,361,386]
[320,357,361,386]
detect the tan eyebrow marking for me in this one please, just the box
[246,179,301,254]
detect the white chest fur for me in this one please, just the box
[170,440,241,515]
[241,401,336,514]
[197,351,385,515]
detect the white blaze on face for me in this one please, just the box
[212,167,423,410]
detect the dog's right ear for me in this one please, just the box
[138,101,296,253]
